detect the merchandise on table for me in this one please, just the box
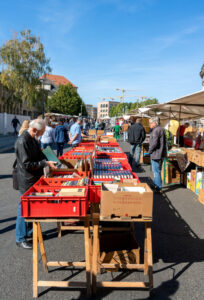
[94,159,123,170]
[100,182,153,219]
[93,170,133,179]
[96,146,123,153]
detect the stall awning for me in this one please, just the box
[133,90,204,121]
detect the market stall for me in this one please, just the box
[134,90,204,203]
[21,132,154,297]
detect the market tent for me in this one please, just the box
[137,90,204,121]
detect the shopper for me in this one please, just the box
[128,117,146,167]
[11,116,20,135]
[149,117,166,192]
[15,119,57,249]
[40,118,55,149]
[68,117,82,147]
[176,122,189,147]
[113,122,121,140]
[82,118,89,135]
[18,120,30,136]
[122,120,129,142]
[68,117,75,131]
[55,119,69,157]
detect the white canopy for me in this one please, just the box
[132,90,204,121]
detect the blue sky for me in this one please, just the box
[0,0,204,106]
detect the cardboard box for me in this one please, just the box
[198,189,204,205]
[190,170,196,193]
[162,161,183,184]
[192,151,204,167]
[59,188,86,197]
[60,158,84,172]
[100,183,153,219]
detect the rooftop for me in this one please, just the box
[41,74,77,88]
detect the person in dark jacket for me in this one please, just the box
[55,119,69,157]
[15,119,57,249]
[149,117,166,192]
[128,117,146,167]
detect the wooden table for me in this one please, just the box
[26,216,92,298]
[91,213,153,295]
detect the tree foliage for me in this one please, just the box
[48,83,87,116]
[109,98,159,116]
[0,29,51,106]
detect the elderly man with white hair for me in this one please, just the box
[149,117,166,192]
[15,119,57,249]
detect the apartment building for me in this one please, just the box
[97,100,119,119]
[85,104,97,119]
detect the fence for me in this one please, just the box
[0,113,31,135]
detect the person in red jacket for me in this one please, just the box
[176,123,189,147]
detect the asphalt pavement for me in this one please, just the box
[0,142,204,300]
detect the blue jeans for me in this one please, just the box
[129,144,141,166]
[123,131,128,141]
[151,159,163,190]
[56,142,64,157]
[16,198,32,242]
[41,142,53,149]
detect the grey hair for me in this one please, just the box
[29,119,46,130]
[149,117,160,125]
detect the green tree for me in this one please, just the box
[110,98,159,116]
[0,29,51,106]
[48,83,87,116]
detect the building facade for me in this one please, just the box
[97,100,120,119]
[85,104,97,119]
[0,74,77,117]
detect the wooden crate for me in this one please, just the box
[162,161,184,184]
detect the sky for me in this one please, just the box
[0,0,204,106]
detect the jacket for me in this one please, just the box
[15,130,47,194]
[149,125,166,160]
[55,125,68,143]
[128,123,146,145]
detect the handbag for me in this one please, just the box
[12,159,19,190]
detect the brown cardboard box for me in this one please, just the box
[198,189,204,205]
[101,136,117,143]
[100,183,153,219]
[60,158,84,172]
[191,151,204,167]
[59,188,86,197]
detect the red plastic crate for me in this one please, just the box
[21,186,89,218]
[96,152,127,159]
[97,142,119,147]
[89,178,114,203]
[50,171,88,178]
[34,177,90,187]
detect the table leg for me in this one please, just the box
[33,222,38,298]
[84,216,91,296]
[92,213,99,295]
[144,223,148,275]
[146,222,153,290]
[57,222,62,237]
[37,223,48,273]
